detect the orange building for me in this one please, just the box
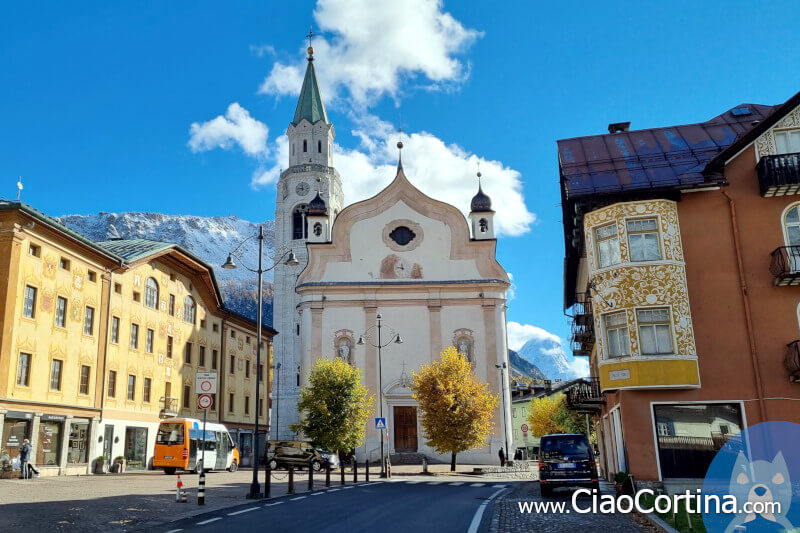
[0,201,275,476]
[560,91,800,489]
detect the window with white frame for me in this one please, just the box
[775,129,800,155]
[604,312,630,358]
[627,218,661,261]
[637,308,673,355]
[145,277,159,309]
[595,224,620,268]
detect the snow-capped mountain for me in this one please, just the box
[58,212,275,324]
[516,336,587,381]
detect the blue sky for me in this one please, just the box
[2,0,800,371]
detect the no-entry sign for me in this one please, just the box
[521,424,529,432]
[195,372,217,394]
[198,394,213,410]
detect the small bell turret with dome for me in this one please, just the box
[469,171,495,239]
[306,179,330,243]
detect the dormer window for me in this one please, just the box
[775,129,800,155]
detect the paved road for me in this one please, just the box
[149,479,511,533]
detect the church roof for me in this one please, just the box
[470,185,493,213]
[307,191,328,216]
[292,58,328,126]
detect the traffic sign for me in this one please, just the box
[374,417,386,430]
[198,394,213,410]
[195,372,217,394]
[521,424,529,432]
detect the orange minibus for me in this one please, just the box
[153,418,239,475]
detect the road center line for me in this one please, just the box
[290,496,307,500]
[311,491,325,496]
[196,517,222,526]
[165,529,183,533]
[426,481,439,485]
[264,501,284,507]
[228,507,259,516]
[469,483,485,487]
[467,487,507,533]
[449,482,465,486]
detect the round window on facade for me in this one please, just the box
[389,226,416,246]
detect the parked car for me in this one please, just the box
[538,433,599,497]
[264,441,340,472]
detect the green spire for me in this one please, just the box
[291,57,328,126]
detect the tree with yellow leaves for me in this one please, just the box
[527,395,564,437]
[291,357,374,454]
[411,346,499,471]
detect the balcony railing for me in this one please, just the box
[570,292,594,356]
[785,341,800,382]
[758,152,800,197]
[565,377,605,412]
[770,246,800,286]
[159,396,179,419]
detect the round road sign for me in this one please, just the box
[199,380,213,393]
[521,424,529,432]
[198,394,213,410]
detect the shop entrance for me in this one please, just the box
[124,427,148,471]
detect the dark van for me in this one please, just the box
[538,433,599,496]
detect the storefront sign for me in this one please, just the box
[608,369,631,381]
[5,411,33,419]
[42,414,66,421]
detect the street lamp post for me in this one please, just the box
[222,226,299,499]
[357,313,403,477]
[495,362,510,458]
[272,362,281,440]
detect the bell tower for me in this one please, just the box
[272,34,343,439]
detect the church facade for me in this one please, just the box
[272,46,513,464]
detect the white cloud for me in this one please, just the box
[258,0,482,106]
[506,321,562,352]
[188,103,270,157]
[506,272,516,301]
[252,114,535,236]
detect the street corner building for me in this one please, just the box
[270,47,514,464]
[559,91,800,491]
[0,202,275,477]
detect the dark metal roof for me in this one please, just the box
[558,103,777,199]
[306,192,328,216]
[470,185,493,213]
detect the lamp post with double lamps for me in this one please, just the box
[357,313,403,477]
[222,225,299,499]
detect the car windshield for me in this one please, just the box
[157,423,185,445]
[541,436,591,460]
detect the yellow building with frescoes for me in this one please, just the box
[0,201,275,476]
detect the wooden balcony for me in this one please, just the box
[565,377,605,413]
[570,292,594,356]
[759,152,800,197]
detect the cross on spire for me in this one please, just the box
[306,26,315,60]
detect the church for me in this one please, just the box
[271,44,513,464]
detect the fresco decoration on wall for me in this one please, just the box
[379,254,423,279]
[72,269,84,291]
[70,301,82,322]
[43,255,57,278]
[134,273,142,288]
[755,105,800,158]
[585,200,696,361]
[41,289,55,313]
[79,348,94,365]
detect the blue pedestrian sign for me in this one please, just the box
[374,417,387,430]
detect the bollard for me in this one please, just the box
[325,464,331,487]
[308,459,314,491]
[365,460,370,482]
[422,456,428,475]
[387,459,391,479]
[353,457,358,483]
[198,471,206,505]
[264,462,271,499]
[288,466,295,494]
[176,475,184,503]
[340,463,345,485]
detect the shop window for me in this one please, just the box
[108,370,117,398]
[145,277,159,308]
[23,285,36,318]
[637,308,673,355]
[146,329,154,353]
[49,360,63,391]
[111,316,120,343]
[604,312,630,358]
[16,353,31,386]
[627,218,661,261]
[83,306,95,335]
[38,417,64,466]
[2,416,32,465]
[653,403,743,479]
[130,323,139,350]
[55,297,67,328]
[595,224,620,268]
[143,378,152,403]
[79,365,90,395]
[67,420,89,464]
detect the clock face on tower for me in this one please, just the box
[296,182,310,196]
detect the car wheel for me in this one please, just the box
[229,459,238,473]
[312,460,322,472]
[268,459,278,471]
[164,467,176,475]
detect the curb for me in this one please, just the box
[636,511,680,533]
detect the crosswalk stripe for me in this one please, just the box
[290,496,307,501]
[228,507,259,516]
[470,483,485,487]
[264,501,284,507]
[311,491,325,496]
[196,517,222,525]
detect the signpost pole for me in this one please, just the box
[199,406,207,505]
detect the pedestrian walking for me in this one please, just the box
[20,439,31,479]
[498,447,505,467]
